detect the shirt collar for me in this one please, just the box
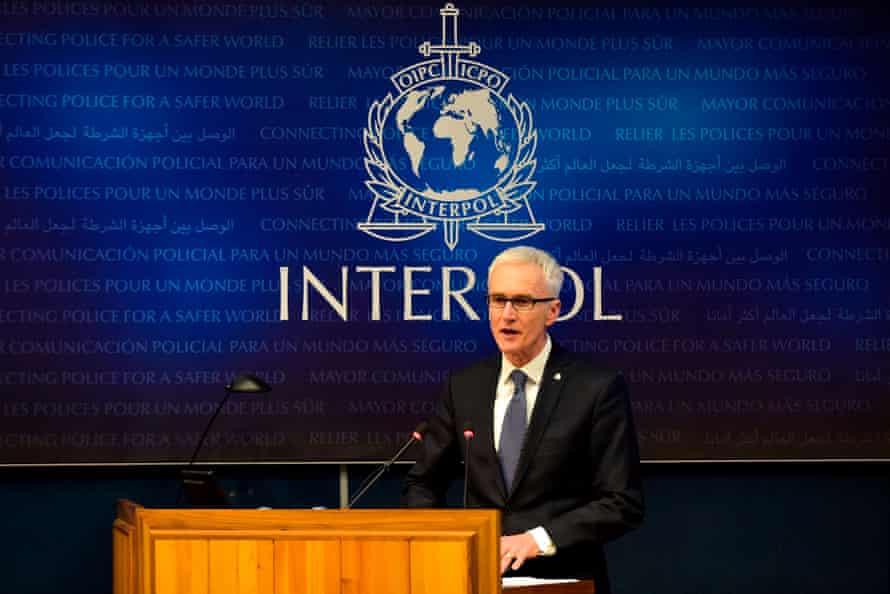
[498,335,551,387]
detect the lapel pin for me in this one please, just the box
[553,372,561,381]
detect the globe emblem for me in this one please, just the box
[381,80,519,200]
[358,3,545,249]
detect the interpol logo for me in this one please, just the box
[359,3,544,250]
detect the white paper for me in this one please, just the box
[503,577,580,588]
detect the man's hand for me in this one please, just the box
[499,532,540,574]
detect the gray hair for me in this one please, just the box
[488,246,564,297]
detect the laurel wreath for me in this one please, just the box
[363,92,538,218]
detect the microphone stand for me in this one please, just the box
[348,423,427,509]
[462,422,474,508]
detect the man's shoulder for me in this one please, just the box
[448,344,622,382]
[549,343,624,385]
[451,352,500,381]
[550,342,617,372]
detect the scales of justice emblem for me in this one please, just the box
[358,3,544,250]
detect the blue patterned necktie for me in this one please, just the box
[499,369,528,493]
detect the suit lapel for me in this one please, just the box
[471,355,509,502]
[509,344,572,498]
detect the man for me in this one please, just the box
[402,246,644,594]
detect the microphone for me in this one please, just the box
[177,373,271,505]
[347,422,427,509]
[462,422,474,508]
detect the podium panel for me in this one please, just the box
[113,500,499,594]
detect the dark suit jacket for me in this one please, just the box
[402,343,644,593]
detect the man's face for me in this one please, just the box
[488,261,561,368]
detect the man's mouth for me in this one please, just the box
[500,328,520,336]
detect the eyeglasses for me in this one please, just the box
[487,294,557,311]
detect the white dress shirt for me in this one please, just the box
[494,336,557,556]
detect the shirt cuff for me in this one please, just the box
[528,527,557,556]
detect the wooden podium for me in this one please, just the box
[113,500,593,594]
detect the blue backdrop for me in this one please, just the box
[1,1,888,463]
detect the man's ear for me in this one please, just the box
[545,299,561,326]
